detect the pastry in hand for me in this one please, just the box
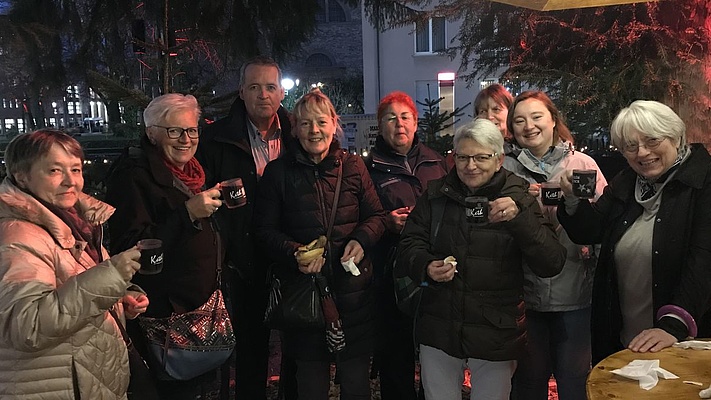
[295,236,327,264]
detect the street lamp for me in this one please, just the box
[281,78,295,91]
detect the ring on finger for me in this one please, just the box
[502,210,507,216]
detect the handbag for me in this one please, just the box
[265,272,325,330]
[138,271,235,381]
[394,196,444,317]
[264,160,343,333]
[108,309,160,400]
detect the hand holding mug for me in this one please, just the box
[110,247,141,282]
[560,171,575,198]
[528,183,541,198]
[185,184,222,220]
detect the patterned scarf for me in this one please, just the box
[38,198,102,264]
[637,145,689,201]
[163,157,206,194]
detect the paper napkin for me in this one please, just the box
[673,340,711,350]
[341,257,360,276]
[610,359,678,390]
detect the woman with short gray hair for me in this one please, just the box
[106,93,226,399]
[559,100,711,364]
[396,118,566,400]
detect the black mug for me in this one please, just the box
[465,196,489,226]
[541,182,562,206]
[572,169,597,199]
[136,239,163,275]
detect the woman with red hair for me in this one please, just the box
[366,91,448,399]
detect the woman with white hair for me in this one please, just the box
[559,100,711,364]
[106,93,226,399]
[395,118,566,399]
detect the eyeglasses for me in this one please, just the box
[453,152,498,164]
[153,125,201,139]
[382,113,415,125]
[621,137,666,154]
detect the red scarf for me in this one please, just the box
[163,157,206,194]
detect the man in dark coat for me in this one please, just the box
[197,56,290,400]
[365,91,447,400]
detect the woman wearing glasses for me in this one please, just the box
[503,91,606,400]
[106,94,226,399]
[558,100,711,364]
[395,118,566,400]
[365,91,447,400]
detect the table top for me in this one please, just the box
[587,345,711,399]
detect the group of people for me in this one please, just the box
[0,55,709,400]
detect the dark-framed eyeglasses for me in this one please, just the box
[453,152,498,164]
[153,125,201,139]
[621,137,666,154]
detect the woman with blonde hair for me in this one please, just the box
[255,89,385,399]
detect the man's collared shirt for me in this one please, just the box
[246,117,283,179]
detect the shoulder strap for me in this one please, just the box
[108,308,131,346]
[326,161,343,240]
[429,196,446,244]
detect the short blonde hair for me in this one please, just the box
[291,88,343,139]
[610,100,685,149]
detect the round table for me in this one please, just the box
[587,345,711,399]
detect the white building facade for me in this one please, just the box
[362,6,493,130]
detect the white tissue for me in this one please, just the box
[674,340,711,350]
[700,383,711,398]
[341,257,360,276]
[610,359,678,390]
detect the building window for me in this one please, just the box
[305,53,334,68]
[328,1,346,22]
[16,119,24,132]
[415,17,446,53]
[66,85,79,98]
[68,102,81,115]
[315,0,346,23]
[480,79,496,89]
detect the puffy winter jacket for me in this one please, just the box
[0,178,130,399]
[254,139,386,360]
[503,141,607,311]
[396,168,566,361]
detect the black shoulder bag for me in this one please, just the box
[264,161,343,331]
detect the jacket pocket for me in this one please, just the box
[481,305,518,329]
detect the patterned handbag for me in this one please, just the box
[138,288,235,381]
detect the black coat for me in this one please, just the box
[396,168,566,361]
[254,139,386,360]
[105,138,223,317]
[196,97,292,285]
[365,136,447,280]
[558,144,711,363]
